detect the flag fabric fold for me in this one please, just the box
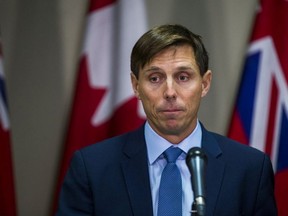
[0,39,17,216]
[53,0,147,212]
[228,0,288,215]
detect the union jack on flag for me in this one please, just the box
[0,39,17,216]
[0,56,9,133]
[228,0,288,215]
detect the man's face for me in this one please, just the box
[131,44,212,143]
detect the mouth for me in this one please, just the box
[159,108,184,117]
[162,109,182,113]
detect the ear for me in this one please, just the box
[130,73,141,99]
[201,70,212,97]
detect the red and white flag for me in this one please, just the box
[0,39,17,215]
[53,0,147,211]
[228,0,288,214]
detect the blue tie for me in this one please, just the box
[158,146,183,216]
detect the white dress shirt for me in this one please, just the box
[145,120,202,216]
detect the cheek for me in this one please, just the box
[183,85,202,98]
[181,88,203,107]
[139,85,159,100]
[141,93,157,107]
[138,89,159,111]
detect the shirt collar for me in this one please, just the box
[145,120,202,165]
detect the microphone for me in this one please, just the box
[186,147,207,216]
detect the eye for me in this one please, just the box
[149,74,161,83]
[178,73,189,81]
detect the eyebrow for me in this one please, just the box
[143,66,162,73]
[176,66,194,71]
[144,65,194,72]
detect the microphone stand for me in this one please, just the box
[190,197,205,216]
[190,202,197,216]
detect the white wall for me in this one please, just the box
[0,0,257,215]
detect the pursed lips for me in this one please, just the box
[162,109,182,112]
[158,107,184,116]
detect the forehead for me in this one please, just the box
[144,44,198,70]
[154,44,194,58]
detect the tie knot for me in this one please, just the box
[164,147,182,163]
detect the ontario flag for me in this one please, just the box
[228,0,288,215]
[53,0,147,212]
[0,39,17,215]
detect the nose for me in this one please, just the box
[163,78,177,100]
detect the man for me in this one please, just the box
[56,24,277,215]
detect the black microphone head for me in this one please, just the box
[186,147,207,164]
[186,146,207,193]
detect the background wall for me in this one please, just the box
[0,0,257,215]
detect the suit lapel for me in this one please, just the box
[201,125,225,216]
[120,124,226,216]
[121,126,154,216]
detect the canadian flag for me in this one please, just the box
[0,39,17,215]
[228,0,288,215]
[53,0,147,212]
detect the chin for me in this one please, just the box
[163,124,183,135]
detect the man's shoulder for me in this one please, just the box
[203,128,268,163]
[206,132,267,167]
[211,131,261,153]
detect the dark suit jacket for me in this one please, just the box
[56,124,277,216]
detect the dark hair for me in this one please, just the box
[130,24,209,78]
